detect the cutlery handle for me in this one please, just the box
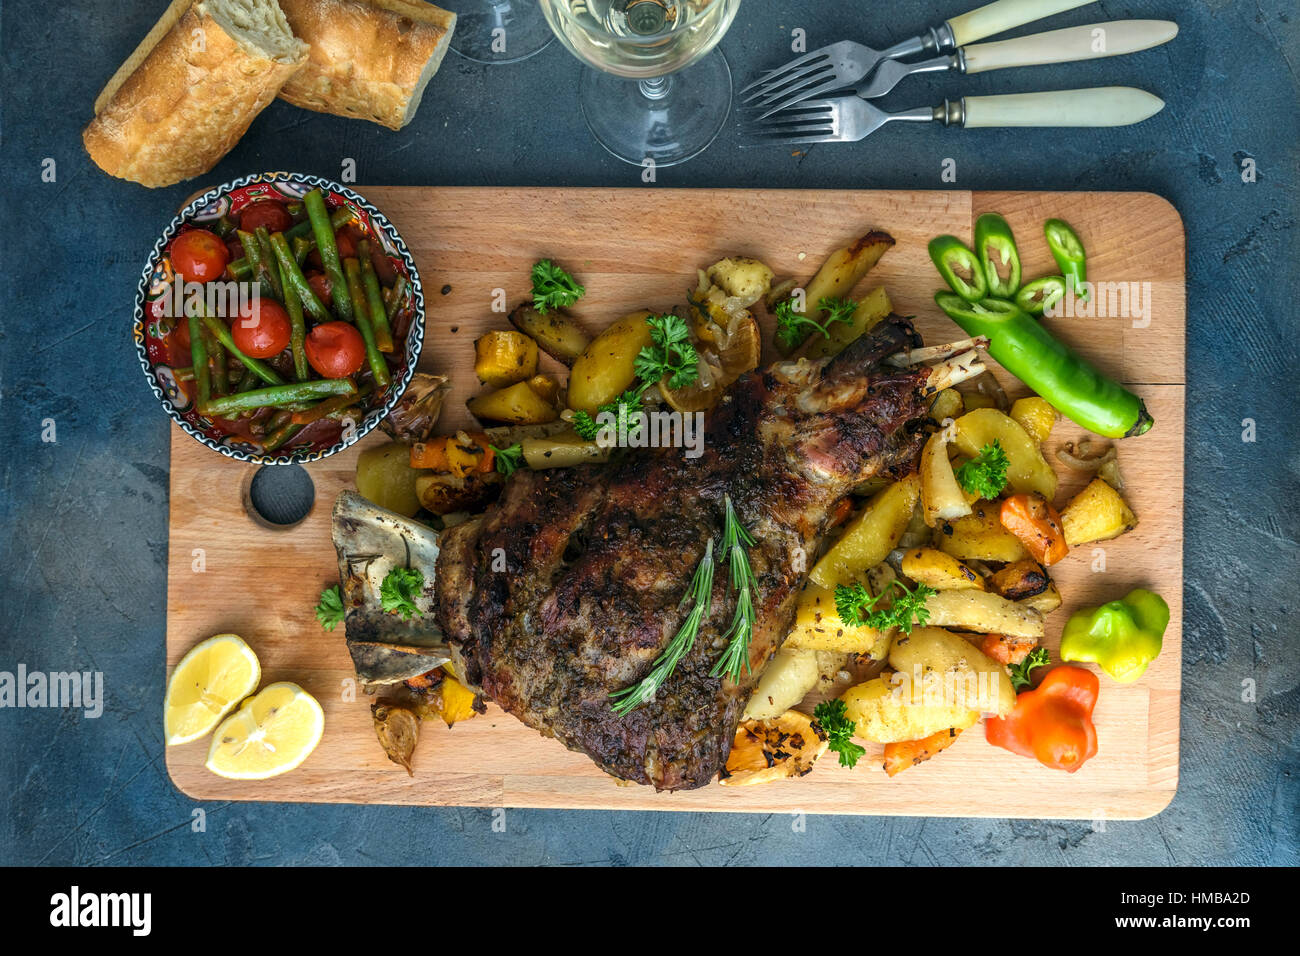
[963,20,1178,73]
[948,0,1094,47]
[961,87,1165,127]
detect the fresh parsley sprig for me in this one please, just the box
[315,585,345,631]
[834,578,935,634]
[573,313,697,443]
[710,495,758,683]
[380,567,425,620]
[610,540,715,716]
[955,440,1010,499]
[813,699,866,769]
[1008,646,1050,691]
[773,295,857,351]
[491,442,525,477]
[531,260,585,314]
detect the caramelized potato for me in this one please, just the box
[1010,396,1057,444]
[888,626,1016,716]
[468,380,560,425]
[803,286,893,359]
[706,256,774,307]
[744,647,821,720]
[474,330,538,389]
[810,474,921,588]
[785,580,892,656]
[566,310,656,415]
[841,676,979,744]
[927,388,965,424]
[952,408,1057,500]
[900,548,985,591]
[355,441,423,517]
[800,231,895,322]
[1061,477,1138,546]
[524,373,561,406]
[921,589,1046,640]
[936,501,1030,563]
[509,303,591,365]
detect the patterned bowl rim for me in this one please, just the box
[133,171,425,466]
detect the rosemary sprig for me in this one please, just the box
[710,495,758,682]
[610,539,715,717]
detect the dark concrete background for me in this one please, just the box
[1,0,1296,866]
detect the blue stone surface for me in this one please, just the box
[1,0,1296,865]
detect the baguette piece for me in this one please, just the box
[84,0,308,188]
[276,0,456,130]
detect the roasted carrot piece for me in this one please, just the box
[883,726,965,776]
[980,633,1039,666]
[999,492,1069,566]
[410,436,451,470]
[411,432,496,474]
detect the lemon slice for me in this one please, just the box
[164,634,261,746]
[205,682,324,780]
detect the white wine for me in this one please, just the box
[541,0,741,78]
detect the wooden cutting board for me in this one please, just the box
[165,188,1184,818]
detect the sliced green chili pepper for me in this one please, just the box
[1044,218,1088,299]
[1015,275,1068,316]
[1060,588,1169,683]
[934,293,1153,438]
[928,235,987,302]
[973,213,1021,299]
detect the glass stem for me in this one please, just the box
[639,76,672,101]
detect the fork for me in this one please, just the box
[739,87,1165,147]
[853,20,1178,100]
[741,0,1097,117]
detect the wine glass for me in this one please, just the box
[443,0,555,64]
[539,0,742,167]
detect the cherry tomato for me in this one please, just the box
[306,272,333,307]
[231,298,291,359]
[171,229,229,283]
[335,231,357,259]
[305,321,365,378]
[238,201,292,234]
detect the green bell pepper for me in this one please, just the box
[974,213,1022,298]
[1060,588,1170,683]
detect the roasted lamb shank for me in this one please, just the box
[432,315,942,790]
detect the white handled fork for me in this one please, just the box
[739,87,1166,147]
[741,0,1099,116]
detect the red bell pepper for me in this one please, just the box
[985,665,1099,773]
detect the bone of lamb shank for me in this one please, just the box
[434,315,932,790]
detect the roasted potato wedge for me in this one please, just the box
[801,230,895,320]
[468,380,560,425]
[524,373,561,406]
[888,626,1016,716]
[1009,396,1057,444]
[355,442,425,517]
[744,647,821,720]
[566,309,656,415]
[921,589,1046,639]
[785,580,892,657]
[936,501,1030,563]
[841,676,979,744]
[508,303,590,366]
[900,548,985,591]
[1061,477,1138,546]
[721,710,829,786]
[952,408,1057,500]
[811,474,921,588]
[988,560,1050,601]
[920,423,973,527]
[803,286,893,359]
[474,330,538,389]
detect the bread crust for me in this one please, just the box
[276,0,455,130]
[83,2,308,188]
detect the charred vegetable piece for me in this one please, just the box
[372,701,420,776]
[380,373,450,443]
[882,726,965,777]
